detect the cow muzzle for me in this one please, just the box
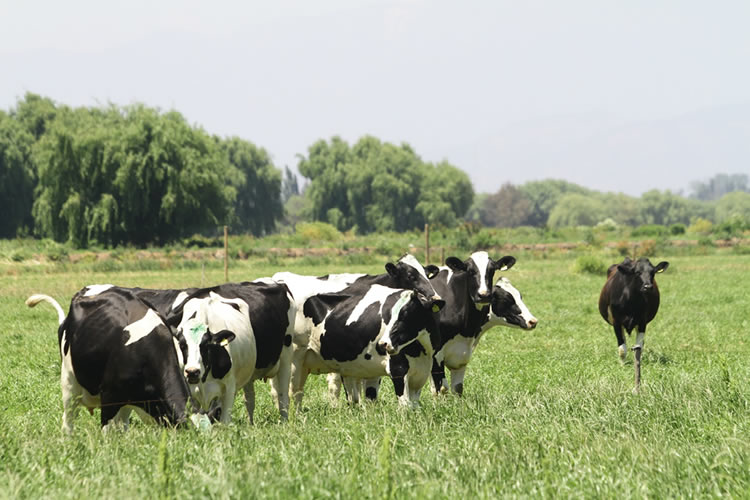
[526,317,538,330]
[185,367,201,384]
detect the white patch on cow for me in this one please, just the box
[470,251,491,297]
[123,308,163,346]
[378,290,413,351]
[492,278,537,328]
[171,292,189,312]
[618,343,627,361]
[634,331,645,349]
[400,254,429,280]
[436,266,453,283]
[345,285,398,326]
[83,284,114,297]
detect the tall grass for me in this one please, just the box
[0,254,748,497]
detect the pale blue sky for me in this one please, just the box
[2,0,749,195]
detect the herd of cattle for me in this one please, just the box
[25,251,668,433]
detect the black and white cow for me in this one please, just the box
[299,282,440,407]
[273,254,443,408]
[25,287,191,433]
[427,252,538,395]
[167,281,296,424]
[599,257,668,391]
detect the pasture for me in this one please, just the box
[1,252,748,498]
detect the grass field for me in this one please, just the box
[1,252,748,498]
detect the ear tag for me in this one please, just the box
[432,304,440,313]
[220,338,230,347]
[656,268,664,273]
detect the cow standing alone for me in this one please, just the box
[598,257,669,391]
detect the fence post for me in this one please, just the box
[424,224,430,265]
[224,225,229,282]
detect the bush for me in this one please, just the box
[295,222,342,243]
[669,223,686,235]
[571,255,607,275]
[688,218,713,236]
[632,224,668,237]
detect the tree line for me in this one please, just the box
[469,177,750,230]
[2,93,748,248]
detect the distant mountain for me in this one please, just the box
[449,104,750,196]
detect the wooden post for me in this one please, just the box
[224,225,229,282]
[424,224,430,265]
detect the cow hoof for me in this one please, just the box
[453,383,464,396]
[618,344,627,362]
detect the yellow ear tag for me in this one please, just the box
[432,305,440,312]
[220,338,230,347]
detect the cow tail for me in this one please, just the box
[26,294,66,325]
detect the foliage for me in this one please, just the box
[479,182,532,227]
[669,223,686,235]
[690,173,749,201]
[519,179,592,227]
[295,221,342,242]
[0,110,35,237]
[298,136,473,233]
[688,218,713,235]
[281,165,300,203]
[714,191,750,224]
[547,193,604,228]
[571,254,607,274]
[632,224,668,237]
[222,137,283,236]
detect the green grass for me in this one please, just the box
[1,254,748,498]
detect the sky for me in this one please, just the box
[2,0,749,196]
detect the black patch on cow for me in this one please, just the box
[319,300,382,362]
[304,293,349,326]
[284,334,292,347]
[365,386,378,400]
[364,353,372,360]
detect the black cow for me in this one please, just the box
[599,257,669,390]
[26,287,191,433]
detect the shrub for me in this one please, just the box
[632,224,667,237]
[295,222,342,243]
[688,218,713,236]
[669,223,686,235]
[571,255,607,275]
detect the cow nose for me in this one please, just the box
[527,318,538,329]
[641,284,652,291]
[378,341,396,355]
[185,367,200,384]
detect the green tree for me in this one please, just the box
[715,191,750,223]
[519,180,591,227]
[479,183,532,228]
[222,137,283,236]
[12,92,57,140]
[281,165,300,203]
[547,193,606,228]
[690,173,749,201]
[0,111,35,237]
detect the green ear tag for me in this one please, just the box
[432,305,440,312]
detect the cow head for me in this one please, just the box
[445,252,516,304]
[172,293,246,385]
[385,254,445,311]
[617,257,669,292]
[377,290,432,355]
[488,278,538,330]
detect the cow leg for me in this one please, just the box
[290,348,309,411]
[450,366,467,396]
[100,402,125,430]
[342,377,361,404]
[327,373,343,404]
[241,382,254,425]
[388,357,409,406]
[429,358,448,395]
[614,323,627,363]
[633,329,645,392]
[271,346,293,421]
[60,367,82,434]
[364,377,381,401]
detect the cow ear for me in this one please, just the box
[424,265,440,278]
[494,256,516,271]
[445,257,466,272]
[617,261,635,274]
[385,262,398,278]
[211,329,236,346]
[654,261,669,273]
[165,312,183,328]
